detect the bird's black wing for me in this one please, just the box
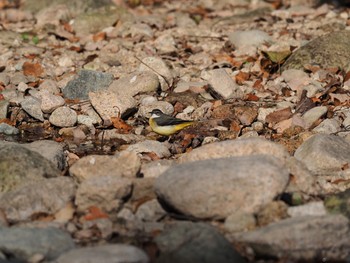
[156,115,193,126]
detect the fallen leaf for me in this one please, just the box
[93,32,106,42]
[83,206,109,221]
[235,71,250,85]
[246,93,260,101]
[266,108,292,124]
[23,62,44,77]
[110,116,132,133]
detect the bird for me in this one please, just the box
[148,109,195,136]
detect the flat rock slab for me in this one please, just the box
[234,215,350,261]
[69,152,141,182]
[282,30,350,71]
[62,69,114,100]
[155,155,289,219]
[179,137,290,164]
[294,134,350,175]
[0,143,60,193]
[0,227,75,262]
[56,244,149,263]
[0,177,76,223]
[155,221,246,263]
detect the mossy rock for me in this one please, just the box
[282,30,350,71]
[324,189,350,218]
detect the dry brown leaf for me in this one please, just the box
[235,71,250,85]
[266,107,292,124]
[23,62,44,77]
[246,93,260,101]
[110,116,132,133]
[93,32,106,42]
[83,206,109,221]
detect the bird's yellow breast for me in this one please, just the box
[149,118,194,136]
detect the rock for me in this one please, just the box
[11,72,29,85]
[281,69,310,94]
[39,91,65,113]
[72,8,127,38]
[0,177,75,223]
[294,134,350,175]
[0,123,19,135]
[0,143,60,193]
[139,57,173,91]
[324,189,350,219]
[62,70,114,100]
[20,96,44,121]
[39,79,60,94]
[155,155,289,219]
[0,100,9,119]
[288,201,327,217]
[0,73,10,85]
[21,140,66,170]
[201,69,243,99]
[135,199,166,222]
[138,97,174,118]
[234,215,350,261]
[155,221,246,263]
[0,227,75,262]
[302,106,328,129]
[179,137,290,164]
[140,160,173,178]
[56,244,149,263]
[69,152,141,182]
[89,90,136,125]
[228,30,272,49]
[282,30,350,71]
[108,71,159,97]
[224,213,257,233]
[313,118,341,134]
[234,105,258,125]
[126,140,171,159]
[154,33,177,54]
[49,106,77,127]
[17,82,29,93]
[256,201,289,226]
[284,157,320,195]
[75,175,132,213]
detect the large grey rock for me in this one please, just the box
[282,30,350,71]
[0,177,75,223]
[62,70,114,100]
[0,227,75,262]
[75,175,132,213]
[21,140,66,170]
[108,71,159,97]
[69,152,141,182]
[0,143,60,193]
[234,215,350,261]
[56,244,149,263]
[179,137,290,164]
[155,221,246,263]
[155,155,289,219]
[294,134,350,175]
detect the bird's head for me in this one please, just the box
[149,109,164,118]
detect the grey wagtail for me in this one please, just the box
[149,109,195,136]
